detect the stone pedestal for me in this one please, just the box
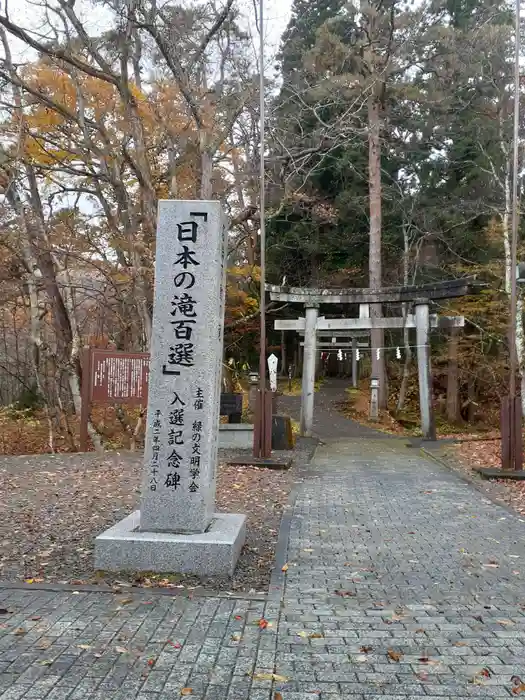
[95,511,245,576]
[95,201,245,575]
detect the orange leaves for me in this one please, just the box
[387,649,403,662]
[512,676,525,694]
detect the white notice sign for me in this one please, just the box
[268,353,278,392]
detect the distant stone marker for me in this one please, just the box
[268,353,278,392]
[95,201,246,576]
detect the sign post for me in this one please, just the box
[80,348,149,451]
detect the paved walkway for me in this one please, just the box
[279,379,384,439]
[2,437,525,698]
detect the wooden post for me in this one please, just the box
[300,304,318,437]
[501,396,523,470]
[352,337,358,388]
[415,302,436,440]
[79,346,91,452]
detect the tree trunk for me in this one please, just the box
[467,374,477,423]
[446,327,460,423]
[397,222,412,413]
[368,92,386,407]
[517,294,525,416]
[200,130,213,199]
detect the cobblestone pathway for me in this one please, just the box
[2,437,525,698]
[269,439,525,699]
[278,379,382,440]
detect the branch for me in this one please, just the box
[0,14,119,87]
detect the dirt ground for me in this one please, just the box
[0,449,306,593]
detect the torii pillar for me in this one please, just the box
[415,301,436,440]
[352,337,358,388]
[300,304,319,436]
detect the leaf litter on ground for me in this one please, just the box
[0,452,296,592]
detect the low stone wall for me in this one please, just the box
[219,424,254,449]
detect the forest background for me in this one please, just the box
[0,0,519,454]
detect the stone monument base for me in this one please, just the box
[94,511,246,576]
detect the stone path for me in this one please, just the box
[270,439,525,698]
[279,379,383,439]
[2,437,525,698]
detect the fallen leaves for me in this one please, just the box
[252,672,288,682]
[469,668,492,685]
[274,693,283,700]
[512,676,525,695]
[0,454,295,592]
[281,563,289,572]
[181,689,193,696]
[360,646,373,653]
[76,644,92,650]
[36,639,52,650]
[297,631,323,639]
[115,646,128,654]
[168,641,181,649]
[12,627,25,636]
[257,618,270,629]
[387,649,403,662]
[334,590,355,597]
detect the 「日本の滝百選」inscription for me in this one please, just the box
[140,203,227,534]
[95,201,245,577]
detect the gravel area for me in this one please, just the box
[0,446,313,593]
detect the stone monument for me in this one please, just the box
[94,201,246,576]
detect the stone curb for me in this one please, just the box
[0,580,267,600]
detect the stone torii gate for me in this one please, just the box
[292,327,369,387]
[269,278,480,439]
